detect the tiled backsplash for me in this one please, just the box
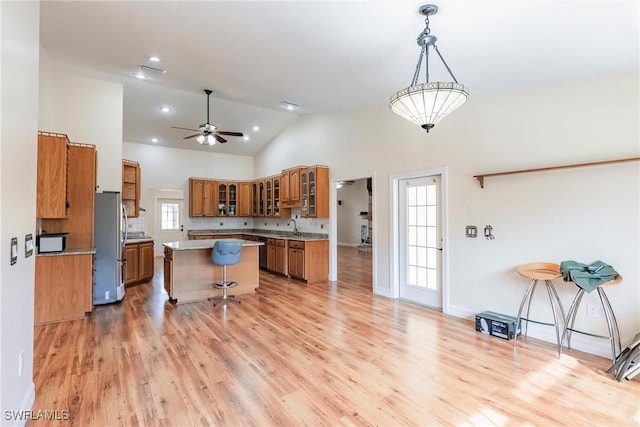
[127,217,145,233]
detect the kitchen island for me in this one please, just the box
[163,239,263,304]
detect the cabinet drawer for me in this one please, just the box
[288,240,305,249]
[267,238,276,246]
[164,247,173,259]
[276,239,286,247]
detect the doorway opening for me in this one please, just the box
[330,173,376,292]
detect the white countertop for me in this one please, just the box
[36,248,96,257]
[163,239,263,251]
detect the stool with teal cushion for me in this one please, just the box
[561,274,623,363]
[209,240,243,307]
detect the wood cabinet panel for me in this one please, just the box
[301,166,329,218]
[238,182,252,217]
[124,241,155,285]
[288,247,305,279]
[139,242,154,281]
[203,180,217,216]
[287,240,328,283]
[41,143,96,249]
[190,179,204,217]
[123,244,139,285]
[37,132,69,219]
[34,254,93,324]
[122,160,140,218]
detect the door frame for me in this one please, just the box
[329,170,376,291]
[390,167,450,314]
[147,189,184,257]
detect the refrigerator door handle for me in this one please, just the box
[121,203,129,246]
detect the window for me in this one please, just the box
[161,202,179,230]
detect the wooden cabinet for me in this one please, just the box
[287,240,328,283]
[40,143,97,249]
[288,241,305,279]
[190,179,204,216]
[37,132,69,219]
[34,253,93,324]
[189,234,244,240]
[281,167,301,208]
[301,166,329,218]
[122,160,141,218]
[189,178,217,217]
[265,178,273,216]
[123,241,154,285]
[273,176,283,217]
[203,180,217,216]
[238,182,252,217]
[123,244,139,284]
[216,182,240,216]
[267,238,287,275]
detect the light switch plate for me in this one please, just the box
[465,226,477,238]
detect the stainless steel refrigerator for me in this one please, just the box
[93,191,128,305]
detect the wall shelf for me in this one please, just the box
[473,157,640,188]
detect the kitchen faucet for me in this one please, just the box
[287,219,300,236]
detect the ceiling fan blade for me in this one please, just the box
[217,131,243,137]
[214,134,227,143]
[183,134,201,139]
[172,126,200,132]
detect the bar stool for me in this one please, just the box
[561,274,622,362]
[514,262,566,355]
[209,240,243,307]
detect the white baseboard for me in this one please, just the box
[373,287,393,298]
[337,242,358,247]
[445,305,611,359]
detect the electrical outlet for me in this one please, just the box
[587,303,599,318]
[18,350,24,376]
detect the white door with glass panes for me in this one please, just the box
[155,199,184,256]
[399,176,442,308]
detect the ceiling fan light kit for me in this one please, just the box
[389,4,469,132]
[172,89,244,146]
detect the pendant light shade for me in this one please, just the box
[389,4,469,132]
[390,82,469,132]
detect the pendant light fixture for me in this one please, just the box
[389,4,469,132]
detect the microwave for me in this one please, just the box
[37,233,68,253]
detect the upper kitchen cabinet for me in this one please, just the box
[122,160,140,218]
[189,178,217,217]
[237,182,252,217]
[37,132,69,218]
[281,167,301,208]
[301,166,329,218]
[41,143,97,249]
[251,181,261,217]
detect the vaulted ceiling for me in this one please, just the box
[40,1,639,155]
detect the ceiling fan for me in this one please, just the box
[172,89,243,145]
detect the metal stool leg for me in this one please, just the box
[545,280,564,356]
[514,279,537,347]
[598,287,620,362]
[210,264,241,307]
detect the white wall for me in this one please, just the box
[39,57,123,191]
[254,73,640,357]
[123,142,255,234]
[1,0,39,420]
[337,180,369,246]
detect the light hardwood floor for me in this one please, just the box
[31,247,638,426]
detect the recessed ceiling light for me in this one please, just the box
[149,56,160,62]
[133,72,147,79]
[243,136,250,141]
[160,106,171,113]
[281,101,298,111]
[151,137,159,143]
[252,126,260,132]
